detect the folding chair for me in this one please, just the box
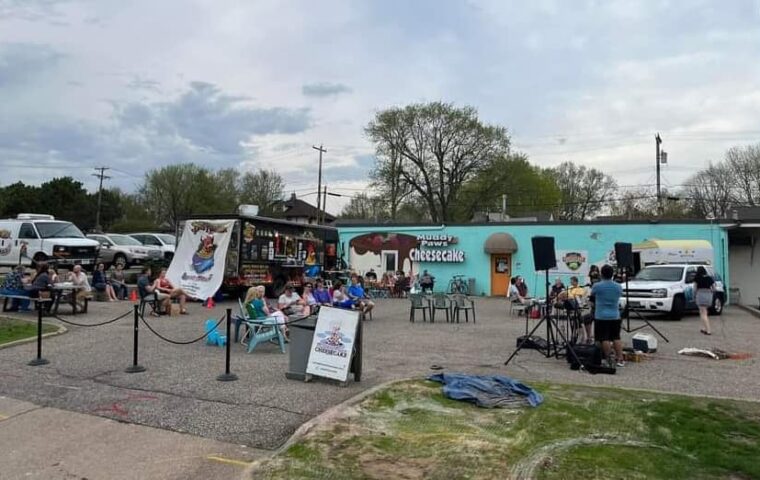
[452,294,476,323]
[509,298,527,316]
[409,294,429,323]
[139,289,161,317]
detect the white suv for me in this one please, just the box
[88,233,163,268]
[623,264,725,320]
[129,233,176,260]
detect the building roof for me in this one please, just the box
[732,206,760,221]
[273,193,336,222]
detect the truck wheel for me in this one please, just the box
[670,295,685,320]
[709,295,723,315]
[113,254,127,269]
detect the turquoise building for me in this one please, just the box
[337,221,728,297]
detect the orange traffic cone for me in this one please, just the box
[206,297,215,309]
[129,289,138,302]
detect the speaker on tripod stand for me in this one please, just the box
[505,237,585,368]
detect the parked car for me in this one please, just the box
[622,263,725,320]
[87,233,163,268]
[129,233,176,261]
[0,214,100,269]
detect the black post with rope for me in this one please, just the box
[216,308,237,382]
[28,300,49,366]
[125,304,146,373]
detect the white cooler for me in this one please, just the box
[632,333,658,353]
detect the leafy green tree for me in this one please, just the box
[140,164,212,229]
[454,154,560,221]
[366,102,511,222]
[239,169,285,215]
[1,182,42,218]
[39,177,96,229]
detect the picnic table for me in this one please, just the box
[51,283,90,315]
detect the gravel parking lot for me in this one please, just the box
[1,297,758,451]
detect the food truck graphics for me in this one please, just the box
[179,214,339,296]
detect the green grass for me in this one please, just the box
[0,317,57,345]
[254,380,760,480]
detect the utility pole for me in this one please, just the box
[322,186,328,225]
[92,167,111,232]
[655,133,662,216]
[312,144,327,221]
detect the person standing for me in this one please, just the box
[590,264,624,367]
[693,266,715,335]
[588,265,601,286]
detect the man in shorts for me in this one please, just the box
[590,265,624,367]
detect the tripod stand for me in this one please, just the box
[505,270,586,369]
[620,268,670,343]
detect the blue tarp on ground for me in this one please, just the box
[428,373,544,408]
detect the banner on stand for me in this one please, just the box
[167,219,235,300]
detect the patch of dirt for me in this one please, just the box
[359,453,435,480]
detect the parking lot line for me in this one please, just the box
[206,455,252,467]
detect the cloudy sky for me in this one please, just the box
[1,0,759,213]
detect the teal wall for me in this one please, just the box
[338,222,729,296]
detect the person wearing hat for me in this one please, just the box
[277,283,310,317]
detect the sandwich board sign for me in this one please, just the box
[306,307,360,382]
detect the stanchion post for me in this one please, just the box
[28,300,49,366]
[125,304,146,373]
[217,308,238,382]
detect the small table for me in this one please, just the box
[51,283,89,315]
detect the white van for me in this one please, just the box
[0,214,100,268]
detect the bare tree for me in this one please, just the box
[725,144,760,206]
[239,169,285,215]
[684,162,735,219]
[369,147,414,220]
[140,164,210,229]
[550,162,618,220]
[366,102,510,222]
[340,193,387,220]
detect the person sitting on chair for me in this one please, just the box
[419,270,435,293]
[69,264,91,310]
[137,266,169,316]
[156,268,188,314]
[1,265,32,311]
[244,286,288,340]
[278,284,310,317]
[516,276,529,298]
[348,275,375,315]
[313,280,333,306]
[565,276,592,343]
[331,281,355,309]
[508,277,526,303]
[550,277,566,304]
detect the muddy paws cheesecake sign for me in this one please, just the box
[306,307,359,382]
[166,220,235,300]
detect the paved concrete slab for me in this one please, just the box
[1,298,758,478]
[0,396,264,480]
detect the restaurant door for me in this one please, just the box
[491,255,511,296]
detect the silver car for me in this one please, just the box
[87,233,163,268]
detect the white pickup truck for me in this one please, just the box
[622,264,725,320]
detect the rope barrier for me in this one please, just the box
[52,309,133,327]
[139,313,226,345]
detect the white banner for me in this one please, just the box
[548,250,589,275]
[166,219,235,300]
[306,307,359,382]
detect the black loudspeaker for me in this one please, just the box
[614,242,633,269]
[531,236,556,271]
